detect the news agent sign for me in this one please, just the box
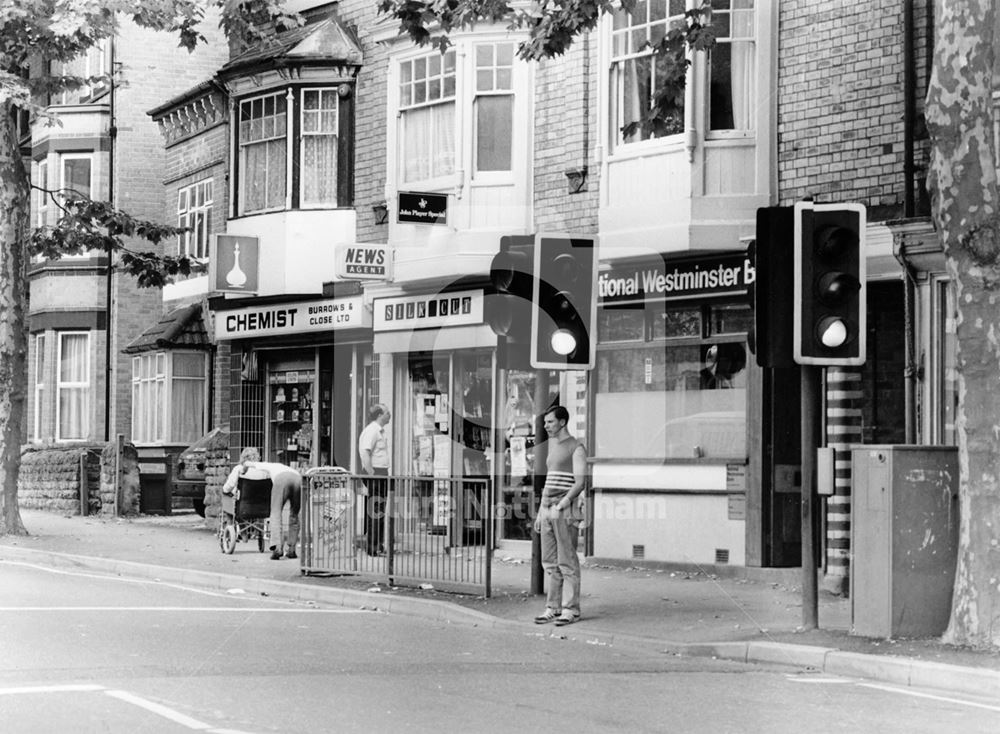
[335,244,393,281]
[214,296,370,340]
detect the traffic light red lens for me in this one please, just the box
[815,225,858,260]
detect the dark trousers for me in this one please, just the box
[364,469,388,555]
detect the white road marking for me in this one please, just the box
[105,689,211,729]
[786,676,853,684]
[0,606,369,613]
[0,684,105,695]
[859,683,1000,713]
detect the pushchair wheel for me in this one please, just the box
[221,523,238,554]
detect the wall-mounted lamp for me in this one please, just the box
[565,167,588,195]
[372,201,389,225]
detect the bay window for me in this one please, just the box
[609,0,687,147]
[62,154,92,199]
[36,160,48,226]
[34,333,45,441]
[399,50,457,183]
[594,302,750,460]
[234,86,352,215]
[57,331,90,441]
[708,0,755,133]
[131,351,208,444]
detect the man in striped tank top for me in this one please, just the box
[533,405,587,626]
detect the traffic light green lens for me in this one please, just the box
[819,318,848,348]
[550,329,577,356]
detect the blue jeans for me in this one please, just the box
[539,505,581,615]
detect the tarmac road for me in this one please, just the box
[3,560,1000,734]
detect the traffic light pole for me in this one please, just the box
[801,364,820,629]
[530,370,549,596]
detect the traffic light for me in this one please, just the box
[793,202,866,366]
[754,207,796,368]
[531,234,598,370]
[485,235,534,341]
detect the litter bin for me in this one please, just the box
[850,445,959,638]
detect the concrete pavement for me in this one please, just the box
[1,509,998,700]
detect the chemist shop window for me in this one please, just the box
[594,302,750,460]
[131,351,208,445]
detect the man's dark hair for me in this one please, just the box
[544,405,569,423]
[369,403,387,421]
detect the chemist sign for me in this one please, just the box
[210,235,260,294]
[335,244,393,280]
[214,296,370,340]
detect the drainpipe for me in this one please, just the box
[104,37,117,441]
[893,238,918,444]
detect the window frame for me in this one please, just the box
[60,152,94,200]
[33,333,46,441]
[177,178,213,259]
[298,87,341,209]
[236,89,290,216]
[397,48,459,188]
[705,0,756,139]
[607,0,689,153]
[55,330,91,443]
[472,41,515,180]
[36,159,49,227]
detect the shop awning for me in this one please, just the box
[373,325,497,354]
[123,303,210,354]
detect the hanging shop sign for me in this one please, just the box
[598,253,754,305]
[335,244,393,280]
[397,191,448,225]
[215,296,369,340]
[210,234,260,294]
[373,289,483,331]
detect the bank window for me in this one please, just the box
[399,50,457,183]
[238,91,288,214]
[609,0,687,148]
[474,43,514,174]
[177,179,213,259]
[57,331,90,442]
[708,0,755,133]
[594,303,749,460]
[131,351,207,444]
[34,333,46,441]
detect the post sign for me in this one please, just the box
[335,244,392,280]
[398,191,448,225]
[214,296,369,340]
[210,234,260,294]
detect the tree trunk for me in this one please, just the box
[925,0,1000,648]
[0,104,29,536]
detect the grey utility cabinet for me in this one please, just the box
[850,445,958,639]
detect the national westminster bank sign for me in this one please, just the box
[598,253,754,305]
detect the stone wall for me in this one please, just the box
[19,445,104,514]
[204,444,232,522]
[99,442,140,516]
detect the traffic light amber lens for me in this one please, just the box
[817,317,848,348]
[551,329,577,356]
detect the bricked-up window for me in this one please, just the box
[238,91,288,214]
[474,43,514,173]
[708,0,755,132]
[300,88,339,206]
[57,331,90,442]
[34,333,45,441]
[132,351,208,444]
[399,50,457,183]
[177,179,213,258]
[610,0,687,147]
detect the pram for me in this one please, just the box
[218,476,273,554]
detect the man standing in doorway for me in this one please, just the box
[533,405,588,626]
[358,403,391,556]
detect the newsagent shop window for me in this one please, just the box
[594,302,749,460]
[131,351,208,444]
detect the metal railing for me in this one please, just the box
[300,468,493,596]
